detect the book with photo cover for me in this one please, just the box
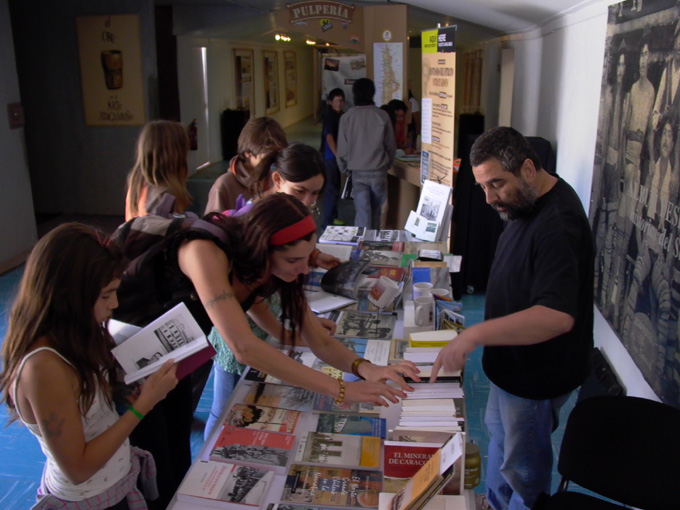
[312,393,378,415]
[224,403,300,433]
[243,351,317,384]
[316,413,387,438]
[318,225,366,245]
[353,249,403,268]
[333,310,396,340]
[294,432,381,469]
[210,426,296,473]
[281,465,382,508]
[177,460,275,506]
[320,259,370,299]
[110,302,215,384]
[389,338,410,363]
[242,382,314,412]
[359,240,405,252]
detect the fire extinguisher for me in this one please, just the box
[188,119,198,151]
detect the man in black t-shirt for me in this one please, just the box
[432,127,593,510]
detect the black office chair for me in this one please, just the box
[535,395,680,510]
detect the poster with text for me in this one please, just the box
[420,26,456,186]
[76,15,146,126]
[322,55,366,109]
[591,0,680,407]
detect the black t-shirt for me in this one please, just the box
[482,178,594,399]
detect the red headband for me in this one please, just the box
[270,215,317,246]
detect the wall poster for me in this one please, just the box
[419,26,456,186]
[373,42,403,105]
[263,50,280,115]
[284,51,297,108]
[591,0,680,407]
[321,55,366,109]
[76,15,146,126]
[234,48,254,114]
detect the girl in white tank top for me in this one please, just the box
[0,224,178,508]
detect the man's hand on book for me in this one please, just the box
[431,332,476,382]
[135,360,179,414]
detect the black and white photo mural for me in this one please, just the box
[591,0,680,406]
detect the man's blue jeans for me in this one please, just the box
[351,169,387,229]
[485,382,570,510]
[204,364,241,440]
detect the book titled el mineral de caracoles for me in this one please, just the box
[177,460,275,507]
[281,465,382,508]
[385,433,464,510]
[294,432,381,468]
[110,302,215,384]
[210,426,297,473]
[225,403,300,434]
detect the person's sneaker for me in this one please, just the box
[332,219,346,226]
[475,493,492,510]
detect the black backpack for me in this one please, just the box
[109,214,229,333]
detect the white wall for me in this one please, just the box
[0,0,37,271]
[502,0,657,399]
[177,35,316,170]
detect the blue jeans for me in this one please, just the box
[322,158,341,228]
[204,364,241,440]
[351,169,387,229]
[485,382,570,510]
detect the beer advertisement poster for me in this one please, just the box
[76,14,146,126]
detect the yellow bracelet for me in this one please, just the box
[351,357,371,380]
[335,378,346,404]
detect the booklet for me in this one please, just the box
[110,302,215,384]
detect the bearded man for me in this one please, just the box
[433,127,594,510]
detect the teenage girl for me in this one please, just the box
[125,120,193,220]
[204,143,340,438]
[0,223,178,509]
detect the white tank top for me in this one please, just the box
[13,347,131,501]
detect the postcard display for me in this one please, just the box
[170,229,470,510]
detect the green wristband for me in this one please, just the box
[128,405,144,420]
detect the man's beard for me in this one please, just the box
[492,178,539,221]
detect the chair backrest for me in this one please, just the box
[558,395,680,509]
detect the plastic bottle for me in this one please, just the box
[464,441,481,489]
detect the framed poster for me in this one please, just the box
[263,50,280,115]
[233,49,254,113]
[76,14,146,126]
[284,51,297,108]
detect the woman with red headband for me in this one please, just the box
[123,193,419,508]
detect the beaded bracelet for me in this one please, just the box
[351,357,372,380]
[128,405,144,420]
[335,378,346,404]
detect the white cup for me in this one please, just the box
[414,296,435,327]
[413,282,433,300]
[368,276,401,309]
[430,288,451,299]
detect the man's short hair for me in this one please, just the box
[470,126,542,175]
[327,88,345,101]
[352,78,375,106]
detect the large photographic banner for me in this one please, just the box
[591,0,680,406]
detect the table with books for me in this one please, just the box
[168,227,473,510]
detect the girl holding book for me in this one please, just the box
[0,223,178,509]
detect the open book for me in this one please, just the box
[110,302,215,384]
